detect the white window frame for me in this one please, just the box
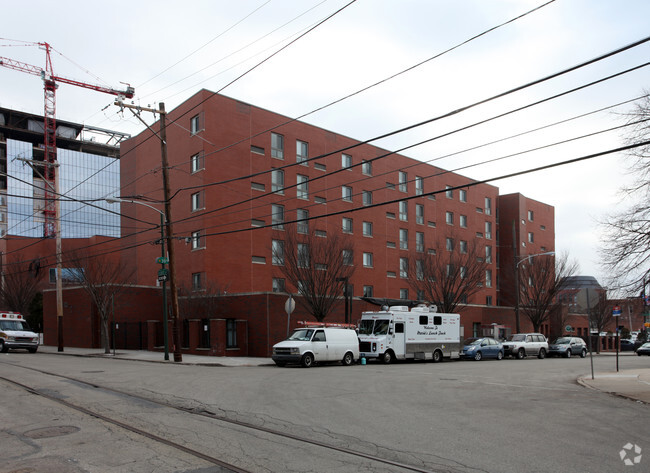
[190,151,204,173]
[272,204,285,229]
[342,185,352,202]
[342,217,353,234]
[446,211,454,225]
[363,252,373,268]
[271,169,284,194]
[416,204,424,224]
[191,191,204,211]
[362,160,372,175]
[272,240,285,265]
[297,174,309,200]
[363,221,373,237]
[271,132,284,159]
[297,140,309,165]
[399,228,408,250]
[191,230,204,250]
[399,171,408,192]
[297,209,309,234]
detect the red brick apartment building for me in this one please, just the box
[107,90,558,355]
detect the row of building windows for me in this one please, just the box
[269,277,495,305]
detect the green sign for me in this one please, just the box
[156,257,169,264]
[157,268,169,282]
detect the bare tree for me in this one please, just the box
[0,255,43,325]
[590,292,614,353]
[68,251,136,353]
[518,253,578,333]
[178,279,229,318]
[408,236,488,313]
[601,93,650,293]
[272,224,354,322]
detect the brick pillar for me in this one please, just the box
[146,320,158,351]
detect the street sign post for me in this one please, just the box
[285,295,295,338]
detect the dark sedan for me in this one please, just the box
[636,342,650,356]
[461,337,504,361]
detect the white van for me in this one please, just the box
[0,312,39,353]
[272,325,360,367]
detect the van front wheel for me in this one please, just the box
[381,351,394,364]
[342,352,354,366]
[301,353,314,368]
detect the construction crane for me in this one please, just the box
[0,41,134,237]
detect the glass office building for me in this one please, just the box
[5,138,120,239]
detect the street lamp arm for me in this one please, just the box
[516,251,555,268]
[105,196,166,222]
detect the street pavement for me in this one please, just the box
[37,345,650,404]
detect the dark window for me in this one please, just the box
[395,323,404,334]
[226,319,237,348]
[312,330,326,342]
[419,315,428,325]
[433,316,442,325]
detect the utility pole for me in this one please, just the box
[16,157,63,350]
[116,101,183,362]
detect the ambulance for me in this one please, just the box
[0,312,39,353]
[357,305,462,363]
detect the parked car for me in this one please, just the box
[460,337,504,361]
[502,333,548,359]
[635,342,650,356]
[620,339,636,352]
[548,337,587,358]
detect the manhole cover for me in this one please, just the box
[24,426,80,439]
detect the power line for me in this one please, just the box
[169,59,650,228]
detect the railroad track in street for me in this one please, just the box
[1,362,446,473]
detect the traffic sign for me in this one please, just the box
[285,296,295,316]
[157,268,169,282]
[156,256,169,265]
[613,306,621,317]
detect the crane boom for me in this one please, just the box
[0,56,135,99]
[0,42,134,237]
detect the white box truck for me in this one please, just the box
[272,322,360,368]
[357,305,461,363]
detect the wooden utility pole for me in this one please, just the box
[116,101,183,362]
[158,102,182,363]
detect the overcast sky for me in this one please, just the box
[1,0,649,286]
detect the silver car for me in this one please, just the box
[548,337,587,358]
[502,333,548,359]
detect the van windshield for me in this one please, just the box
[358,319,390,335]
[0,320,31,331]
[288,329,313,341]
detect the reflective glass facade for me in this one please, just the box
[6,138,120,238]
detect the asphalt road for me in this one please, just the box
[1,352,648,473]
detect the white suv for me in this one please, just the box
[503,333,548,359]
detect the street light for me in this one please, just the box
[514,251,555,333]
[106,196,169,361]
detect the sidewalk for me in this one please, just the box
[578,365,650,404]
[37,345,274,367]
